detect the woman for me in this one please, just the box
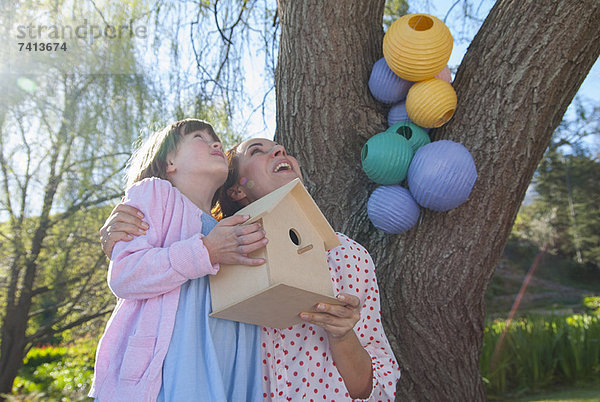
[100,138,400,401]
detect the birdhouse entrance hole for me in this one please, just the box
[289,228,301,246]
[394,126,413,140]
[409,15,433,31]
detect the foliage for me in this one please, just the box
[583,297,600,316]
[9,337,97,401]
[481,313,600,397]
[0,0,269,393]
[383,0,409,29]
[513,100,600,269]
[0,0,164,392]
[8,311,600,400]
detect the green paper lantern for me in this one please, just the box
[361,130,413,185]
[386,121,430,154]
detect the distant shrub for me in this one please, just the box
[583,296,600,315]
[11,337,97,401]
[481,313,600,397]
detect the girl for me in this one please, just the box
[89,119,267,401]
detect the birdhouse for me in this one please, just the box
[209,178,342,329]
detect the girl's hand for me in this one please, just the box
[202,215,268,266]
[100,203,148,258]
[300,293,361,339]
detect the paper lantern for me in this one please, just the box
[407,140,477,211]
[406,78,457,128]
[383,13,453,81]
[368,58,413,104]
[361,130,413,185]
[386,121,430,153]
[435,65,452,83]
[367,185,420,234]
[387,102,409,126]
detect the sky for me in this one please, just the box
[238,0,599,141]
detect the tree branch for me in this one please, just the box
[26,308,114,346]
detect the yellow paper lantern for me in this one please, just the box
[406,78,457,128]
[383,13,453,81]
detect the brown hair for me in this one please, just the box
[125,119,219,189]
[212,143,244,220]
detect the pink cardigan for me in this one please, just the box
[89,178,219,401]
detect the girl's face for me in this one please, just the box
[167,129,228,184]
[233,138,302,203]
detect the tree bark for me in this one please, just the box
[275,0,600,400]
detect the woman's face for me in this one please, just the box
[233,138,303,203]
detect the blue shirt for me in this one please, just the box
[157,213,262,402]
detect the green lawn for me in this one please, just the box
[511,384,600,401]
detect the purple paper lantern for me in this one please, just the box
[368,58,413,104]
[367,185,420,234]
[407,140,477,211]
[388,102,430,134]
[388,102,409,126]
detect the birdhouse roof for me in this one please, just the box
[235,178,340,251]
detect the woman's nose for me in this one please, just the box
[271,144,287,157]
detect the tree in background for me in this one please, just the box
[518,102,600,268]
[0,0,255,393]
[0,0,163,392]
[0,71,158,394]
[273,1,599,399]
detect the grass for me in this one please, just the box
[481,314,600,399]
[9,338,97,401]
[512,384,600,401]
[485,240,600,316]
[483,240,600,400]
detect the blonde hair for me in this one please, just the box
[125,119,219,189]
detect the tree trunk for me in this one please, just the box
[275,0,600,400]
[0,305,29,394]
[0,100,72,396]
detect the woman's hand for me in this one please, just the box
[99,203,148,258]
[202,215,268,266]
[300,293,373,399]
[300,293,361,339]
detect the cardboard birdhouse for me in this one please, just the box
[209,178,342,329]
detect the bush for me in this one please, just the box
[11,337,97,401]
[481,313,600,398]
[583,296,600,315]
